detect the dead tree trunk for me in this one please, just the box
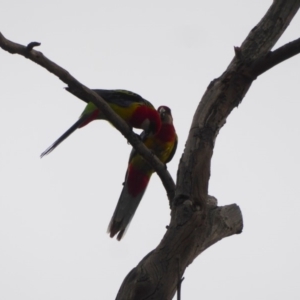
[115,1,300,299]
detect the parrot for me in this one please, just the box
[108,106,177,240]
[40,89,161,157]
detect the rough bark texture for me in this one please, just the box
[116,198,242,300]
[115,1,300,299]
[1,1,300,299]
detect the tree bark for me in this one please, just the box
[1,1,300,299]
[115,1,300,299]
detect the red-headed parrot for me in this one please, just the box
[108,106,177,240]
[40,89,161,157]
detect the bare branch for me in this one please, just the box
[2,1,300,298]
[0,32,176,200]
[175,0,300,209]
[251,37,300,77]
[115,1,299,299]
[116,201,243,300]
[26,41,41,51]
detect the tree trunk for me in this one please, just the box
[115,1,300,299]
[1,1,299,299]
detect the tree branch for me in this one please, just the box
[114,1,299,299]
[116,200,243,300]
[251,37,300,77]
[175,0,300,209]
[0,32,176,201]
[2,0,300,299]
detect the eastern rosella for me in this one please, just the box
[40,89,161,157]
[108,106,177,240]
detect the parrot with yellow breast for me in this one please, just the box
[108,106,177,240]
[40,89,161,157]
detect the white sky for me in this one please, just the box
[1,1,300,299]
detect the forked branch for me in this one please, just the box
[251,37,300,77]
[1,0,300,299]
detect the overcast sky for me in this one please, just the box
[1,1,300,299]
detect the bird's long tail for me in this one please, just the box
[107,178,150,241]
[40,114,92,158]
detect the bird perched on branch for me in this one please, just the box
[40,89,161,157]
[108,106,177,240]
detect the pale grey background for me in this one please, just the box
[1,1,300,299]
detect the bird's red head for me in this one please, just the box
[133,106,162,134]
[157,106,173,124]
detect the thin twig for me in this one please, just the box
[177,277,185,300]
[26,42,41,51]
